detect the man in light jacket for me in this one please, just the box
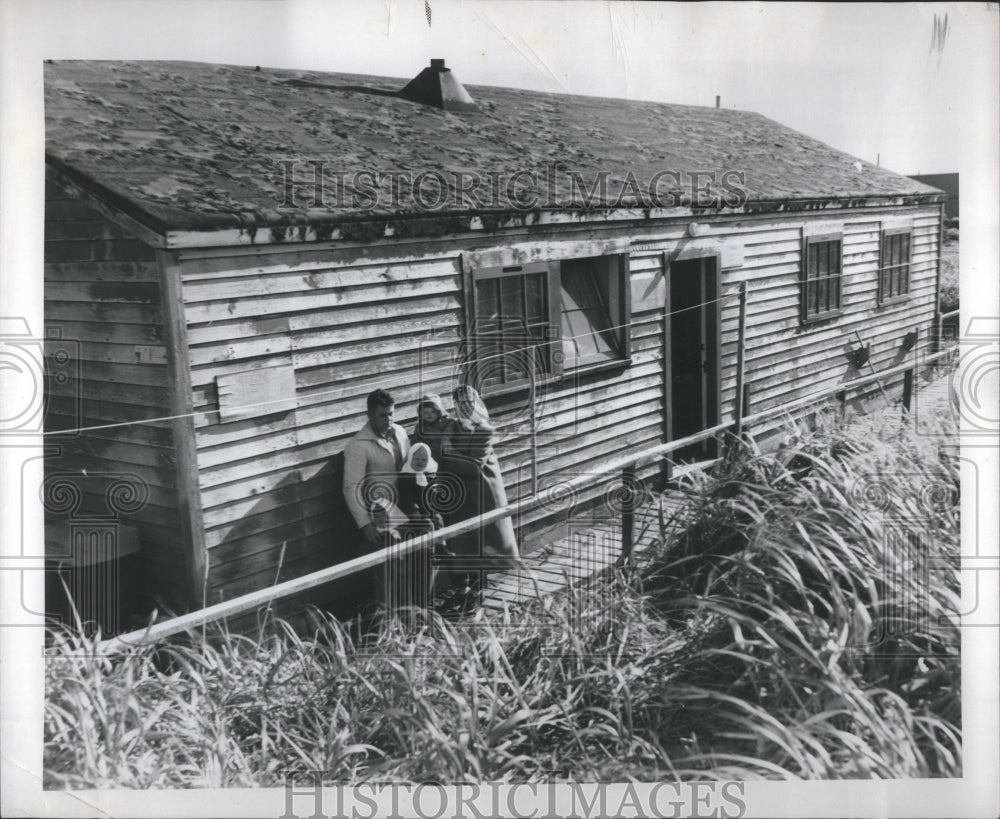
[343,388,410,548]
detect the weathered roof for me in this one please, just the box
[45,60,942,234]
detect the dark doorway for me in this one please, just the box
[669,256,720,462]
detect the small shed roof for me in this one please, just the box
[45,60,942,233]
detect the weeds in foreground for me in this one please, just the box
[44,411,960,786]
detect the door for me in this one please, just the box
[668,256,720,462]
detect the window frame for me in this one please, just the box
[799,232,844,325]
[464,253,632,397]
[877,227,913,306]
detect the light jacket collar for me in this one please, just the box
[360,421,403,450]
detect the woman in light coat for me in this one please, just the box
[436,386,520,600]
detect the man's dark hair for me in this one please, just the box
[367,388,395,413]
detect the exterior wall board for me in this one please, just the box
[44,181,187,609]
[52,197,939,605]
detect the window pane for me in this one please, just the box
[500,276,524,328]
[807,244,819,315]
[559,258,620,364]
[904,237,909,294]
[880,234,911,301]
[474,271,554,386]
[581,308,617,355]
[524,273,546,323]
[817,247,829,313]
[476,279,499,330]
[830,242,841,309]
[805,239,841,317]
[474,256,625,385]
[560,330,580,365]
[882,236,896,299]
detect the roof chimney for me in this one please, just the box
[399,59,479,112]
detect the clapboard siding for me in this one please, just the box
[173,203,939,602]
[50,186,939,610]
[178,234,667,600]
[44,180,186,610]
[181,254,462,601]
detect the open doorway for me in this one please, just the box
[669,256,720,463]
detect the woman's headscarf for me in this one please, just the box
[453,385,493,431]
[401,442,438,487]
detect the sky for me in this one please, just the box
[1,1,995,173]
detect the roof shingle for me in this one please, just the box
[44,60,942,232]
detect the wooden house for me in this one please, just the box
[44,60,946,615]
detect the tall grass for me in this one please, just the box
[636,409,961,779]
[45,410,960,786]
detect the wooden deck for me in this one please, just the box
[466,493,691,614]
[469,363,958,615]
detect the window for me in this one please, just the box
[878,229,911,303]
[800,234,843,323]
[467,254,630,392]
